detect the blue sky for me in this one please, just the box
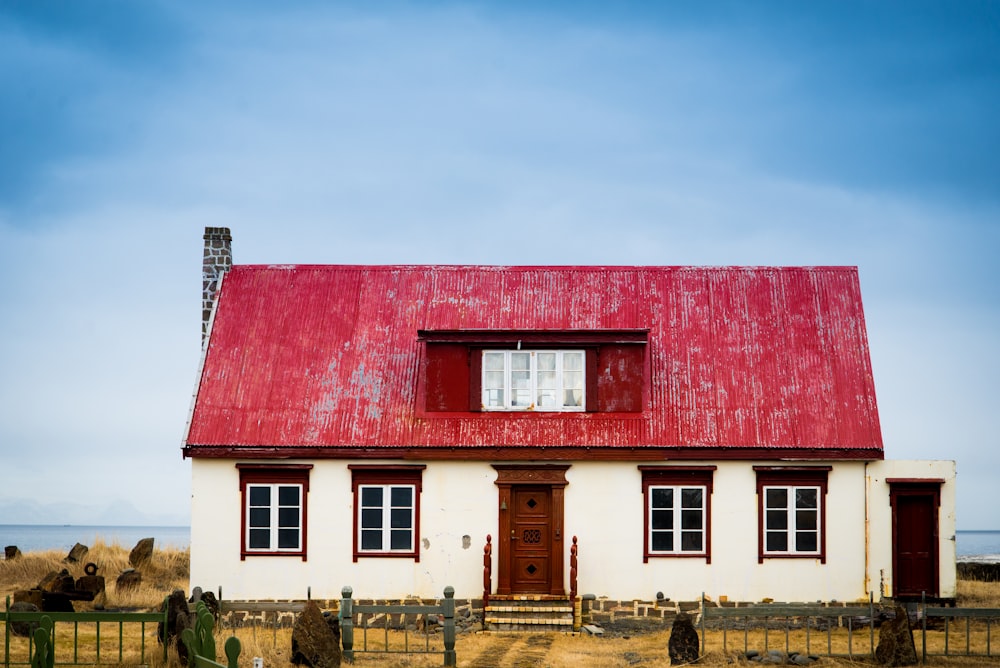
[0,1,997,529]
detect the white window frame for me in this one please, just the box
[647,485,707,555]
[245,482,303,553]
[481,349,585,411]
[762,485,821,556]
[358,483,417,554]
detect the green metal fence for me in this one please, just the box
[2,596,168,667]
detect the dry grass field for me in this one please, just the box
[3,542,999,666]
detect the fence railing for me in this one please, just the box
[700,597,876,660]
[700,593,1000,662]
[2,596,168,667]
[341,586,456,667]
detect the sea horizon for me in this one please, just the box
[1,524,190,552]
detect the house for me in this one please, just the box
[184,227,956,610]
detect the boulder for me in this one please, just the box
[13,589,44,609]
[7,601,40,637]
[875,605,918,666]
[291,600,342,667]
[116,568,142,593]
[66,542,89,563]
[4,545,21,560]
[38,569,76,593]
[158,589,193,665]
[76,563,106,598]
[668,611,700,665]
[129,537,155,567]
[41,592,75,612]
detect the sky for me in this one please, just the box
[0,1,997,529]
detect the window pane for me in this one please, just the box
[766,532,787,552]
[651,531,673,552]
[537,389,557,406]
[537,370,556,388]
[391,486,412,507]
[563,370,582,389]
[361,508,382,529]
[512,388,531,406]
[361,487,382,507]
[248,486,270,506]
[361,530,382,550]
[484,352,505,371]
[563,388,582,407]
[651,509,672,530]
[278,529,299,549]
[249,508,271,528]
[765,488,787,509]
[248,528,270,549]
[486,389,504,406]
[681,488,703,508]
[796,510,817,531]
[511,353,530,370]
[651,488,673,508]
[390,529,412,550]
[681,531,703,552]
[390,508,412,529]
[278,507,299,528]
[766,510,787,530]
[796,531,818,552]
[563,352,583,370]
[484,371,504,388]
[537,353,556,371]
[278,485,299,506]
[796,488,817,509]
[681,509,702,530]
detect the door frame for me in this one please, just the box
[493,464,570,596]
[888,478,943,599]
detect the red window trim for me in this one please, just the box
[236,463,313,561]
[754,466,831,564]
[350,465,426,563]
[639,466,716,564]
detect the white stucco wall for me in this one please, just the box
[865,459,957,600]
[190,457,954,603]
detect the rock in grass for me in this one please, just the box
[875,605,918,666]
[667,612,699,665]
[291,600,341,667]
[129,537,155,567]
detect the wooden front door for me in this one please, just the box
[891,484,940,599]
[510,486,553,593]
[493,465,569,596]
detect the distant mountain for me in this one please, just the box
[0,497,187,526]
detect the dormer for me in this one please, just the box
[418,329,648,414]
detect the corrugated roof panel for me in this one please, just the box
[186,265,883,453]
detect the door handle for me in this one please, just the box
[510,530,517,541]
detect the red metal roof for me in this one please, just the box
[184,265,883,456]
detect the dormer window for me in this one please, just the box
[482,350,585,411]
[419,329,648,414]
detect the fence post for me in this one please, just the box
[869,591,875,660]
[921,591,927,664]
[341,587,354,663]
[442,587,456,667]
[700,592,705,654]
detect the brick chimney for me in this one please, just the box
[202,227,232,343]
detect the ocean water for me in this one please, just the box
[956,530,1000,562]
[0,525,190,553]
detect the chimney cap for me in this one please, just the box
[204,227,232,241]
